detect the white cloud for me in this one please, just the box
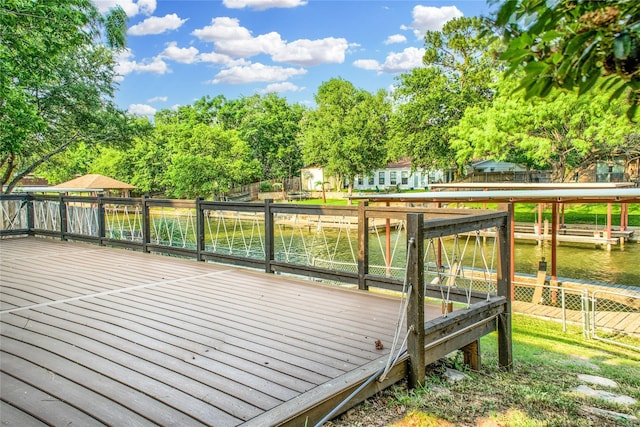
[211,63,306,84]
[128,13,187,36]
[93,0,156,17]
[193,17,349,66]
[128,103,157,116]
[384,34,407,45]
[353,59,381,71]
[403,5,463,38]
[354,47,425,74]
[114,49,137,77]
[192,17,252,43]
[171,104,181,111]
[147,96,167,103]
[271,37,348,66]
[135,57,169,74]
[260,82,305,93]
[192,17,283,57]
[160,42,199,64]
[222,0,307,10]
[115,49,170,78]
[198,51,249,67]
[380,47,425,73]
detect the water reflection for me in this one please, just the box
[513,241,640,287]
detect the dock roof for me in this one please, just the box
[350,188,640,204]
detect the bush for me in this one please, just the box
[259,182,274,192]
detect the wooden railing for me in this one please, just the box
[1,194,513,382]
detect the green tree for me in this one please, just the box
[299,78,390,194]
[389,17,498,170]
[0,0,133,193]
[495,0,640,120]
[224,94,305,181]
[162,122,261,199]
[451,78,634,181]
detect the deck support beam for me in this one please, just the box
[357,202,369,290]
[497,207,513,371]
[406,213,425,388]
[264,199,274,273]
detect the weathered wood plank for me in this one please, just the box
[0,372,104,426]
[1,326,238,426]
[0,399,48,427]
[1,357,147,426]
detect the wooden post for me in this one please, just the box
[264,199,274,274]
[386,216,391,277]
[141,195,150,253]
[357,201,369,290]
[509,203,515,291]
[59,194,68,241]
[97,193,105,244]
[551,202,557,281]
[462,340,480,371]
[496,211,513,371]
[537,203,543,244]
[406,213,425,387]
[26,194,34,235]
[606,203,612,239]
[196,197,205,261]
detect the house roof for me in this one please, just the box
[386,159,412,169]
[54,174,135,190]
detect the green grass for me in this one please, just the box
[330,314,640,426]
[284,199,640,227]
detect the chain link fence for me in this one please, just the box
[512,280,639,351]
[591,290,640,351]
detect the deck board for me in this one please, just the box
[1,237,443,425]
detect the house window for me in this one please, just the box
[368,175,374,185]
[401,171,409,185]
[357,176,363,185]
[390,171,397,185]
[378,172,385,185]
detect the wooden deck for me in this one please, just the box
[0,237,442,426]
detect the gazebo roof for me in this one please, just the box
[54,174,135,190]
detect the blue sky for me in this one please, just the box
[93,0,492,117]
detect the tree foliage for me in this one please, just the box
[299,78,390,193]
[218,94,305,181]
[495,0,640,120]
[162,123,261,199]
[0,0,135,192]
[388,17,498,170]
[451,77,634,181]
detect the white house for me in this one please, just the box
[300,166,341,191]
[353,159,447,191]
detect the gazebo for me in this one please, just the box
[54,174,135,197]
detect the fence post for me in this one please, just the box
[406,212,425,388]
[26,194,34,235]
[264,199,274,273]
[357,201,369,290]
[141,195,150,253]
[59,194,68,241]
[196,197,205,261]
[97,193,105,244]
[496,212,513,371]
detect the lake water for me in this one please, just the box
[275,225,640,289]
[512,240,640,288]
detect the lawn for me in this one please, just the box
[327,314,640,426]
[283,198,640,227]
